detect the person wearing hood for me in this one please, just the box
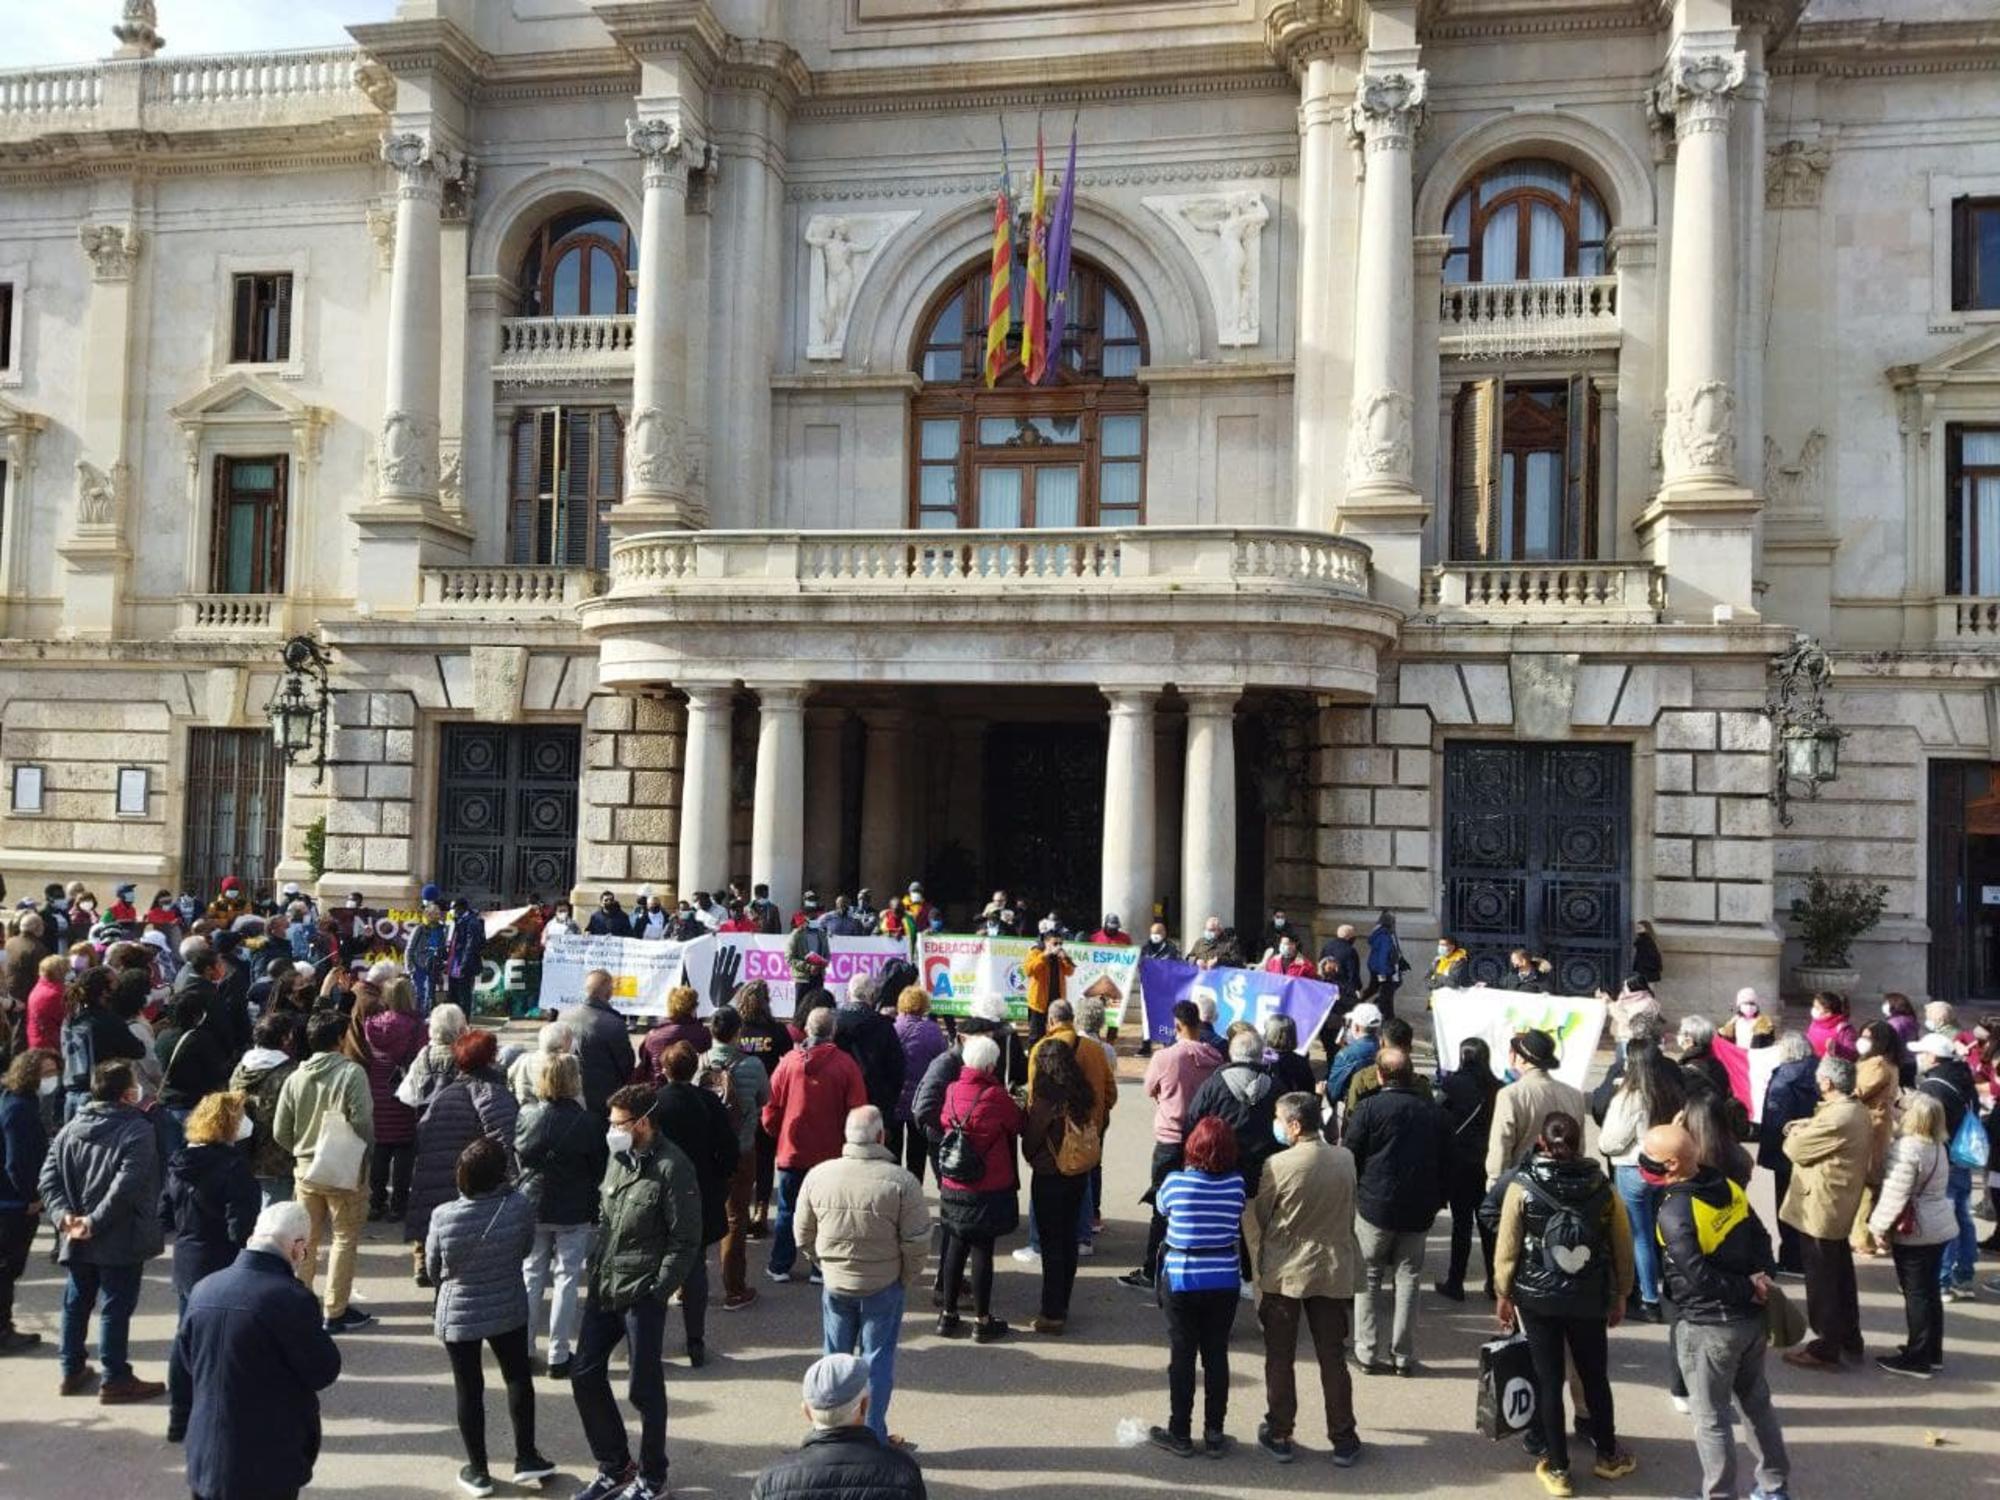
[761,1007,867,1284]
[1720,988,1775,1050]
[231,1012,302,1207]
[0,1048,59,1354]
[1492,1111,1637,1496]
[1647,1121,1790,1500]
[932,1032,1024,1342]
[1342,1046,1449,1377]
[159,1089,261,1442]
[1184,1029,1279,1200]
[39,1059,167,1402]
[274,1012,378,1333]
[1757,1032,1818,1276]
[1912,1033,1981,1302]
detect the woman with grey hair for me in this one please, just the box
[507,1020,573,1106]
[1262,1014,1316,1097]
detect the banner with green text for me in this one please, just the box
[917,933,1142,1025]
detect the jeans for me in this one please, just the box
[1163,1287,1237,1439]
[1032,1172,1088,1321]
[1140,1141,1184,1277]
[822,1282,905,1439]
[58,1259,143,1381]
[1939,1166,1977,1287]
[1892,1240,1946,1366]
[444,1326,536,1474]
[0,1209,32,1333]
[1258,1293,1354,1444]
[1027,1007,1048,1045]
[1519,1310,1616,1475]
[718,1155,755,1298]
[1354,1220,1426,1368]
[522,1222,592,1362]
[1444,1158,1495,1292]
[768,1167,808,1276]
[256,1174,294,1210]
[1677,1316,1789,1500]
[1799,1233,1861,1362]
[296,1183,369,1320]
[369,1141,415,1215]
[571,1297,668,1485]
[1614,1164,1661,1305]
[679,1258,708,1347]
[158,1106,189,1160]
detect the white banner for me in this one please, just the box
[682,933,911,1019]
[916,934,1143,1026]
[1429,987,1608,1092]
[539,933,706,1019]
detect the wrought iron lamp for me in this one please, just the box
[1765,635,1841,827]
[266,635,332,784]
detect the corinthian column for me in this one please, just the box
[622,117,704,532]
[1100,690,1157,941]
[1292,54,1342,530]
[377,133,451,505]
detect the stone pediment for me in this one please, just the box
[1890,326,2000,389]
[170,370,315,424]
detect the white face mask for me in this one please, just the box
[38,1074,59,1098]
[1204,926,1220,941]
[606,1126,635,1156]
[234,1114,255,1143]
[1882,1003,1893,1018]
[1856,1038,1874,1056]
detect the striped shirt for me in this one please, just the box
[1157,1167,1247,1293]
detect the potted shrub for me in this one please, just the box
[1788,869,1888,997]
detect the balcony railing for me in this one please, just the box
[496,317,636,386]
[0,65,103,122]
[1421,561,1665,622]
[607,526,1371,597]
[178,594,286,635]
[1936,596,2000,643]
[420,566,604,617]
[1439,276,1620,358]
[0,47,380,143]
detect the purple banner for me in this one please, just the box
[1138,958,1341,1049]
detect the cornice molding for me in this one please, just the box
[591,0,728,85]
[346,17,490,98]
[1772,18,2000,80]
[1417,1,1659,44]
[1265,0,1361,76]
[796,44,1284,119]
[783,153,1296,204]
[714,38,812,114]
[0,129,381,184]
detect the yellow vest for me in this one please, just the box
[1659,1178,1750,1256]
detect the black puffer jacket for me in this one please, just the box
[1503,1154,1617,1319]
[516,1097,608,1227]
[833,1003,906,1123]
[1657,1166,1774,1325]
[404,1071,518,1244]
[1185,1061,1278,1195]
[1343,1083,1449,1232]
[750,1427,929,1500]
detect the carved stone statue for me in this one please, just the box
[1763,430,1826,511]
[1346,389,1414,481]
[1143,187,1272,348]
[378,410,439,495]
[74,459,126,529]
[113,0,162,58]
[804,212,918,361]
[78,224,141,282]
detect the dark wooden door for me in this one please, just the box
[435,724,580,907]
[182,728,286,899]
[1443,741,1630,995]
[1926,758,2000,1003]
[983,722,1105,930]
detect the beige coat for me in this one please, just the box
[1852,1055,1899,1183]
[795,1141,930,1297]
[1486,1067,1589,1186]
[1249,1139,1359,1300]
[1779,1094,1874,1241]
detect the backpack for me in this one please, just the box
[1054,1112,1102,1175]
[700,1058,743,1134]
[1516,1173,1610,1282]
[936,1104,986,1184]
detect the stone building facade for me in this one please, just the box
[2,0,1999,1005]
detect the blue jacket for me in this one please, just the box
[159,1142,261,1295]
[1757,1058,1820,1172]
[1366,925,1403,981]
[178,1247,341,1500]
[0,1090,49,1212]
[1324,1035,1379,1116]
[447,910,485,980]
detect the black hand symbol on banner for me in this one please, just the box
[709,944,744,1008]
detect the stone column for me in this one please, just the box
[1641,44,1757,619]
[61,220,143,637]
[677,684,736,900]
[377,133,448,505]
[622,118,704,532]
[1292,54,1342,529]
[1180,690,1239,947]
[858,708,912,898]
[802,706,847,895]
[749,685,807,917]
[1340,68,1430,611]
[1101,690,1158,938]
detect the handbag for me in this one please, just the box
[1474,1333,1538,1440]
[301,1105,367,1193]
[1054,1114,1102,1176]
[936,1106,986,1184]
[1763,1282,1806,1349]
[1948,1102,1990,1171]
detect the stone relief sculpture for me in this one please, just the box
[1763,430,1826,511]
[1664,381,1736,476]
[378,410,438,494]
[1346,389,1414,480]
[437,441,463,506]
[1142,188,1271,347]
[1766,140,1832,208]
[74,459,127,528]
[77,224,141,281]
[804,211,919,361]
[626,406,694,496]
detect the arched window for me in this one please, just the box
[517,207,636,317]
[1443,159,1609,285]
[910,260,1146,530]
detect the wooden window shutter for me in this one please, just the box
[508,411,535,565]
[593,408,621,570]
[1948,425,1966,595]
[267,456,289,593]
[1953,200,1970,313]
[1563,374,1598,561]
[562,406,593,566]
[273,275,293,362]
[231,276,255,363]
[209,454,231,590]
[1452,378,1500,561]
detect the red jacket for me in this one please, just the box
[938,1067,1024,1194]
[1088,929,1133,946]
[25,976,64,1052]
[1262,953,1313,978]
[760,1042,866,1171]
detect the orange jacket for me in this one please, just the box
[1022,945,1075,1016]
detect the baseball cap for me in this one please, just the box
[802,1352,869,1412]
[1911,1034,1956,1060]
[1347,1002,1383,1031]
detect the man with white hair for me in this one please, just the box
[749,1353,928,1500]
[176,1201,342,1500]
[570,967,635,1117]
[761,1007,867,1284]
[795,1105,929,1446]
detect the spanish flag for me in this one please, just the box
[982,160,1013,388]
[1021,126,1050,384]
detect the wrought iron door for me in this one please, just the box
[182,728,286,900]
[983,723,1106,929]
[435,725,580,907]
[1443,741,1629,994]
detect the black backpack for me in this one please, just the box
[1516,1173,1609,1283]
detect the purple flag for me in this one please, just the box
[1040,122,1078,382]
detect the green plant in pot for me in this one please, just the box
[1788,868,1887,997]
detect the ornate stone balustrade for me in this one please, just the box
[496,316,637,387]
[420,566,604,616]
[1439,276,1620,357]
[144,49,367,110]
[1936,596,2000,644]
[609,526,1372,597]
[0,66,103,123]
[178,594,285,636]
[1421,560,1665,621]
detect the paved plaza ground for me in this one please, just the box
[1,1040,1996,1499]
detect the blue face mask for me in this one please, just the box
[1271,1121,1292,1148]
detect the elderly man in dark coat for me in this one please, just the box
[178,1201,342,1500]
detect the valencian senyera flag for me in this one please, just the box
[982,129,1014,389]
[1041,119,1078,381]
[1020,125,1050,383]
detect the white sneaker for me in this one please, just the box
[1077,1242,1095,1258]
[1011,1247,1041,1264]
[763,1267,792,1283]
[1670,1395,1690,1415]
[1240,1280,1255,1301]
